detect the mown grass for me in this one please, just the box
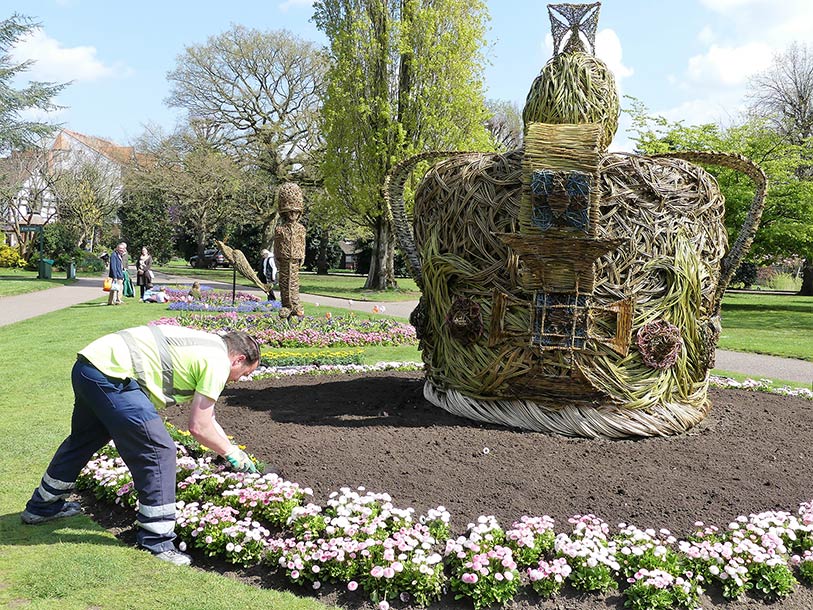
[0,268,78,296]
[719,293,813,361]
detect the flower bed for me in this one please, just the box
[161,285,280,313]
[152,312,417,348]
[710,375,813,400]
[78,423,813,610]
[246,361,423,381]
[260,348,364,368]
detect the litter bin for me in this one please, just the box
[66,261,76,280]
[38,258,54,279]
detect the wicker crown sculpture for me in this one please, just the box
[386,2,767,438]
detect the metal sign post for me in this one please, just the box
[20,224,44,272]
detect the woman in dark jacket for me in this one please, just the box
[107,243,125,305]
[135,246,153,299]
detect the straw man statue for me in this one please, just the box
[274,182,306,319]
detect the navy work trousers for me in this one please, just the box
[25,358,177,553]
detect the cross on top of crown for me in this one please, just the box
[548,2,601,56]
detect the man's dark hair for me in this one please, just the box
[223,331,260,364]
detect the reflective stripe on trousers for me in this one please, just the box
[24,358,178,554]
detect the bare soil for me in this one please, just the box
[85,371,813,609]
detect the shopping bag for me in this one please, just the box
[103,277,112,292]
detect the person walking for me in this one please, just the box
[21,326,261,566]
[106,242,126,305]
[136,246,154,300]
[260,248,277,301]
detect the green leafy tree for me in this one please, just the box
[748,42,813,294]
[313,0,493,290]
[0,14,67,154]
[130,127,251,265]
[118,185,175,263]
[52,160,121,250]
[626,98,813,291]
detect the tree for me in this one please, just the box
[485,99,523,151]
[118,185,175,263]
[627,99,813,293]
[165,27,326,255]
[165,26,327,181]
[0,143,62,258]
[129,127,252,265]
[749,43,813,148]
[52,158,121,250]
[313,0,493,290]
[748,43,813,294]
[0,14,67,155]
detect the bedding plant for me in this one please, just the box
[77,423,813,610]
[152,312,415,349]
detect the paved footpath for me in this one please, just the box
[1,275,811,386]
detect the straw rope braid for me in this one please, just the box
[424,382,710,439]
[651,151,767,314]
[522,51,619,151]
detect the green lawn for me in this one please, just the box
[0,268,78,296]
[719,293,813,361]
[153,259,421,302]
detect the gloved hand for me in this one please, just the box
[224,446,258,473]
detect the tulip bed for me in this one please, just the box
[77,423,813,610]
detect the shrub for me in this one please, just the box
[731,262,757,288]
[765,272,801,292]
[0,245,25,268]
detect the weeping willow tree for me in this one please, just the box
[313,0,494,290]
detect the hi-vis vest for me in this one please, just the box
[79,326,231,408]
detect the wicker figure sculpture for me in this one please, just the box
[274,182,307,319]
[386,2,767,438]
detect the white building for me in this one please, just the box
[1,129,136,247]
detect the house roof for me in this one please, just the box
[338,240,359,255]
[52,129,135,165]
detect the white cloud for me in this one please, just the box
[16,106,68,126]
[697,26,716,45]
[665,2,813,134]
[686,42,772,87]
[596,29,633,83]
[10,29,123,83]
[698,0,813,43]
[278,0,314,11]
[659,94,747,128]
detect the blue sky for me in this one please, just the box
[10,0,813,151]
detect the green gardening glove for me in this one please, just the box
[224,446,258,473]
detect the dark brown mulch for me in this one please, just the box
[96,371,813,609]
